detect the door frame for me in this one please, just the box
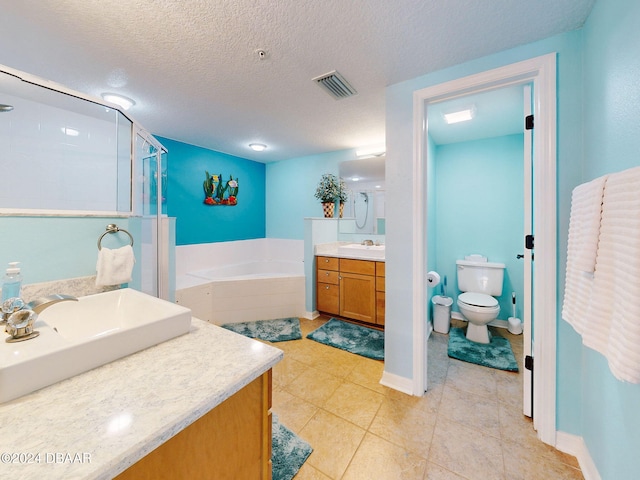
[411,53,557,445]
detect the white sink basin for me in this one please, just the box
[337,243,385,259]
[0,288,192,403]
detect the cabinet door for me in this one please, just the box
[376,292,385,326]
[340,272,376,324]
[317,283,340,315]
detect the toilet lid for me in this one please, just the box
[458,292,498,308]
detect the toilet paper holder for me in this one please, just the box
[427,271,441,287]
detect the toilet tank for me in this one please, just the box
[456,257,505,296]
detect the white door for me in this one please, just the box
[522,84,533,418]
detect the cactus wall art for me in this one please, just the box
[203,171,239,205]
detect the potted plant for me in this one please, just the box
[338,177,349,218]
[314,173,340,218]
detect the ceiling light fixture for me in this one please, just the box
[101,93,136,110]
[249,143,267,152]
[443,106,475,124]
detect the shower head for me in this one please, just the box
[360,192,369,202]
[0,104,14,112]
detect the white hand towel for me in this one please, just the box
[95,245,136,287]
[562,174,607,334]
[586,166,640,383]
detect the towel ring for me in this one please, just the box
[97,224,134,250]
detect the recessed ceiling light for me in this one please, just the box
[443,107,475,124]
[249,143,267,152]
[101,93,136,110]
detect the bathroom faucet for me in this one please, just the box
[362,239,374,246]
[2,294,77,342]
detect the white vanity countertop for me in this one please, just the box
[0,318,283,480]
[315,242,385,262]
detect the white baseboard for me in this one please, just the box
[556,431,601,480]
[303,310,320,320]
[380,371,414,395]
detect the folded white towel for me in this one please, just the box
[585,166,640,383]
[95,245,136,287]
[562,174,607,334]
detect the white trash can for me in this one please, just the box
[432,295,453,334]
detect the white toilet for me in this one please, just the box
[456,255,505,344]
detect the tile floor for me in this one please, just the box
[271,316,584,480]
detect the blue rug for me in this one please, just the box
[221,317,302,342]
[447,327,519,372]
[272,415,313,480]
[307,318,384,360]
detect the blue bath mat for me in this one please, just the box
[221,317,302,342]
[447,327,519,372]
[307,318,384,360]
[272,415,313,480]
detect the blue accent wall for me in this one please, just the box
[159,137,266,245]
[579,0,640,478]
[433,134,524,318]
[265,149,356,239]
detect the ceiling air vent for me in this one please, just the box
[313,70,357,99]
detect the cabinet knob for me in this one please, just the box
[325,286,330,290]
[325,272,329,276]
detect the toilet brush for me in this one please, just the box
[508,292,523,334]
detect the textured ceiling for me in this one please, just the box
[0,0,594,162]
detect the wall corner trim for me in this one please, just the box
[556,431,601,480]
[380,371,414,395]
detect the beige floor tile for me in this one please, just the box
[429,417,505,480]
[498,402,538,447]
[307,348,362,378]
[342,432,428,480]
[424,462,469,479]
[283,366,343,407]
[324,382,384,429]
[495,371,523,409]
[439,384,501,439]
[346,356,386,393]
[445,359,498,399]
[503,445,584,480]
[294,462,333,479]
[369,395,437,456]
[272,388,318,433]
[300,409,366,479]
[299,317,329,336]
[272,354,308,389]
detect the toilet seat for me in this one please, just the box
[458,292,498,308]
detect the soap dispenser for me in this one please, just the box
[1,262,23,302]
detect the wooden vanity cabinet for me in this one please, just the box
[376,262,385,326]
[115,370,273,480]
[339,258,376,324]
[316,256,340,315]
[316,255,384,326]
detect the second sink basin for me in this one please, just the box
[0,288,192,403]
[337,243,385,259]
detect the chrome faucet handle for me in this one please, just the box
[5,309,39,342]
[1,297,25,323]
[362,239,374,246]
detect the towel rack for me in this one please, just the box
[97,224,134,250]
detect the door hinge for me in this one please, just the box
[525,115,534,130]
[525,355,534,371]
[525,234,534,250]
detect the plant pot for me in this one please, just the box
[339,202,345,218]
[322,202,335,218]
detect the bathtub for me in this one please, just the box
[175,239,305,325]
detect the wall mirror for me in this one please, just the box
[0,69,132,213]
[338,156,385,234]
